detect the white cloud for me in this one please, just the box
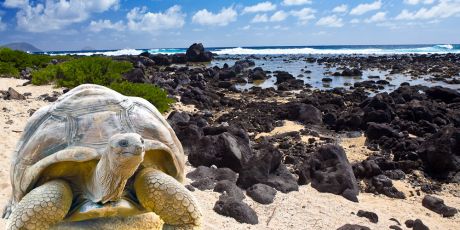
[3,0,28,8]
[251,14,269,23]
[0,17,6,31]
[282,0,312,6]
[270,10,288,22]
[290,8,316,24]
[316,15,344,27]
[127,5,185,31]
[89,19,124,32]
[242,1,276,14]
[365,11,386,23]
[350,18,361,24]
[13,0,119,32]
[192,7,237,26]
[403,0,435,5]
[350,0,382,15]
[332,4,348,13]
[396,0,460,20]
[242,25,251,30]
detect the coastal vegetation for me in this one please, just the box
[0,48,51,77]
[0,48,174,112]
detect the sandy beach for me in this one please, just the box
[1,78,459,229]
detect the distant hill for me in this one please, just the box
[1,42,42,52]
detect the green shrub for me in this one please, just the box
[32,56,173,112]
[32,56,132,87]
[0,48,51,77]
[110,82,175,113]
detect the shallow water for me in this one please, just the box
[211,55,460,93]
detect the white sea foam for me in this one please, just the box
[213,45,460,55]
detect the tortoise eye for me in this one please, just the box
[140,138,144,144]
[118,140,129,147]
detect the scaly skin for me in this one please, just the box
[134,168,202,230]
[7,180,72,230]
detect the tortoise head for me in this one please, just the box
[107,133,145,166]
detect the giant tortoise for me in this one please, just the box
[2,84,201,229]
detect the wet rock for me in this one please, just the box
[186,43,213,62]
[283,103,322,125]
[214,198,258,225]
[246,183,277,204]
[186,166,237,190]
[357,210,379,223]
[422,195,457,217]
[248,67,268,81]
[300,145,359,202]
[274,71,295,84]
[425,86,460,103]
[149,54,171,65]
[340,68,363,76]
[336,224,370,230]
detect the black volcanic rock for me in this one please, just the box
[422,195,457,217]
[237,142,298,193]
[186,166,237,190]
[336,224,370,230]
[357,210,379,223]
[186,43,212,62]
[418,127,460,179]
[246,183,277,204]
[300,145,359,202]
[214,198,258,225]
[425,86,460,103]
[214,180,245,201]
[187,126,252,172]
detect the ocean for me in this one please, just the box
[39,44,460,56]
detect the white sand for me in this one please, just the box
[0,78,459,229]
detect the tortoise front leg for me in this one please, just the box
[134,168,202,230]
[7,180,73,230]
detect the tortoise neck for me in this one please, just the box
[87,150,141,203]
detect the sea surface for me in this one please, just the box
[37,44,460,93]
[39,44,460,56]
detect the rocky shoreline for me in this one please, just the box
[1,45,459,229]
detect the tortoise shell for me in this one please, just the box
[10,84,184,202]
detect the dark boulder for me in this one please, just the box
[336,224,370,230]
[149,54,171,65]
[246,183,277,204]
[422,195,457,217]
[425,86,460,103]
[341,68,363,76]
[171,53,187,64]
[367,175,405,199]
[357,210,379,223]
[5,87,26,100]
[214,180,245,201]
[283,103,322,125]
[186,43,212,62]
[300,145,359,202]
[274,71,295,84]
[417,127,460,179]
[123,68,146,83]
[186,166,237,190]
[214,198,258,225]
[188,127,252,172]
[405,219,429,230]
[366,122,399,141]
[237,142,298,193]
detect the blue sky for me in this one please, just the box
[0,0,459,51]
